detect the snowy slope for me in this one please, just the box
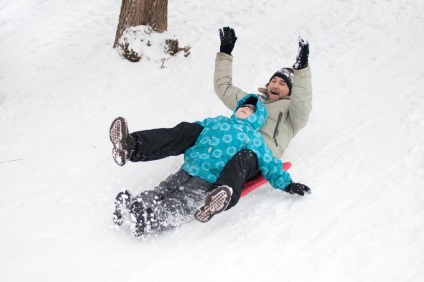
[1,0,424,281]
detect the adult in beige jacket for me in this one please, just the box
[194,27,312,215]
[214,53,312,159]
[109,27,312,223]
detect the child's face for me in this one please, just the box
[235,106,254,119]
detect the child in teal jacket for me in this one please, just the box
[111,94,310,239]
[182,94,291,189]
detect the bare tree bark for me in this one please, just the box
[113,0,168,48]
[141,0,167,32]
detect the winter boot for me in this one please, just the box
[109,117,136,166]
[194,185,233,223]
[145,206,160,232]
[129,199,148,239]
[112,190,133,227]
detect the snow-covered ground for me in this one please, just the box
[1,0,424,281]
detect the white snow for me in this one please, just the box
[1,0,424,281]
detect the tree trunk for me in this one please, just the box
[113,0,168,48]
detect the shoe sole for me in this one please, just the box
[130,200,147,238]
[195,187,232,223]
[109,117,128,166]
[113,191,132,227]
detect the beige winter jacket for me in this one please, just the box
[214,52,312,158]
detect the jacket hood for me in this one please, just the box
[231,94,268,130]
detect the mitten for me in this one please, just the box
[284,182,312,196]
[293,37,309,70]
[219,27,237,55]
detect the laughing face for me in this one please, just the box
[267,76,290,100]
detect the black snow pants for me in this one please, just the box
[130,122,204,162]
[130,121,260,210]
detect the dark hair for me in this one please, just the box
[239,96,258,112]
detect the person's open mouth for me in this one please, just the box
[269,90,280,97]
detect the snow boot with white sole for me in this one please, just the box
[112,190,133,227]
[109,117,136,166]
[129,199,148,239]
[194,185,233,223]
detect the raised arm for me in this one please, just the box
[214,27,248,111]
[288,38,313,135]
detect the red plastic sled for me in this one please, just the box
[240,162,292,197]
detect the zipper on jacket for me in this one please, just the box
[273,112,283,147]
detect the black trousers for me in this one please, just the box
[130,122,204,162]
[130,122,260,209]
[210,149,260,209]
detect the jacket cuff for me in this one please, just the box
[216,52,234,61]
[293,64,311,77]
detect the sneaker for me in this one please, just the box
[112,190,133,227]
[129,199,147,239]
[194,185,233,223]
[109,117,136,166]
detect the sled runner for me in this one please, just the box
[241,162,292,197]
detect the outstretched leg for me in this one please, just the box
[129,170,209,238]
[149,176,209,231]
[130,122,204,162]
[110,118,203,165]
[194,150,259,223]
[210,149,260,209]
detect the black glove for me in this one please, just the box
[284,182,311,196]
[219,27,237,55]
[293,37,309,70]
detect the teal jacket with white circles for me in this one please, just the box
[181,94,292,191]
